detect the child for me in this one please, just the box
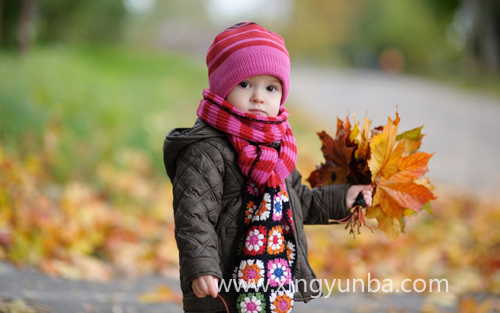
[163,22,372,313]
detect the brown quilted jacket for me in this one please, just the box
[163,119,350,313]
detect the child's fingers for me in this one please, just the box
[195,275,218,298]
[347,184,374,209]
[354,185,365,192]
[361,186,373,207]
[209,276,219,298]
[362,184,373,191]
[192,280,205,298]
[192,276,210,298]
[363,194,373,207]
[356,185,373,194]
[207,276,219,298]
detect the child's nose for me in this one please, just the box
[251,89,265,104]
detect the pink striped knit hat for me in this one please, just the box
[206,22,290,105]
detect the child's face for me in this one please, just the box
[226,75,282,117]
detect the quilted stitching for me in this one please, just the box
[164,121,351,310]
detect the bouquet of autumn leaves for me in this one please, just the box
[307,113,436,241]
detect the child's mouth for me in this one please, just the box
[249,109,266,116]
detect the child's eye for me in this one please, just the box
[239,82,250,88]
[267,86,278,92]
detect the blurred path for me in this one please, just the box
[289,66,500,193]
[2,261,456,313]
[0,262,182,313]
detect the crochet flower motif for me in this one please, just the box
[237,260,265,289]
[269,290,294,313]
[243,226,266,256]
[280,185,289,203]
[267,226,285,255]
[245,201,258,225]
[286,241,296,265]
[237,292,266,313]
[263,193,272,211]
[267,258,292,287]
[272,195,283,221]
[247,182,260,196]
[253,196,271,222]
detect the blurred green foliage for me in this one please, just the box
[1,0,126,49]
[285,0,461,72]
[0,46,206,182]
[2,0,499,77]
[38,0,126,44]
[348,0,448,72]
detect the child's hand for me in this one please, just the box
[192,275,219,298]
[347,185,373,209]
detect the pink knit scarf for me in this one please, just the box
[197,89,297,188]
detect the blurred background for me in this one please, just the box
[1,0,500,312]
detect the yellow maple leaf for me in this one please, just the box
[368,118,403,181]
[377,215,401,242]
[362,116,371,142]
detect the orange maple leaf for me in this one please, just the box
[394,152,434,181]
[377,175,437,220]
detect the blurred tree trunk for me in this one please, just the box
[18,0,35,53]
[465,0,500,74]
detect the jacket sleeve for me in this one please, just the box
[288,168,351,225]
[172,140,225,293]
